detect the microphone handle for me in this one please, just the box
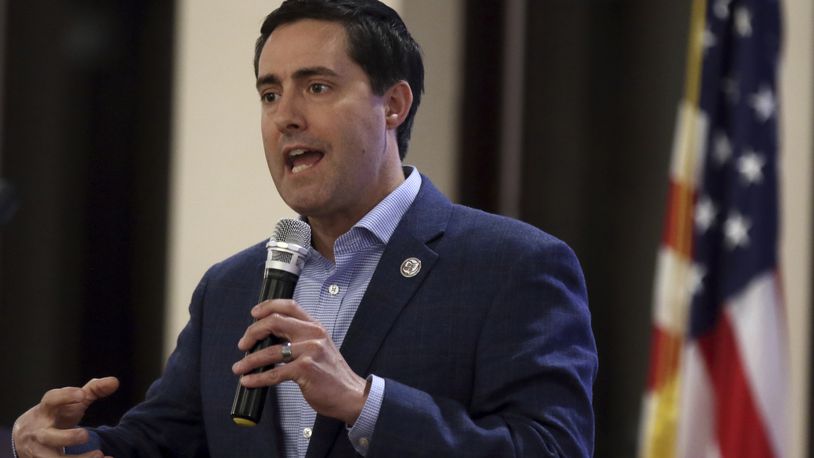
[231,268,299,426]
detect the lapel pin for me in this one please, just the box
[400,257,421,278]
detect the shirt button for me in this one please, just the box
[328,284,340,295]
[358,437,369,447]
[303,427,312,439]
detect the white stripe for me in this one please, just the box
[668,102,709,185]
[653,248,693,335]
[676,342,719,458]
[724,272,789,457]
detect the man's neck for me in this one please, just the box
[308,217,353,262]
[308,167,406,262]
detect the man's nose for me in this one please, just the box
[272,94,305,132]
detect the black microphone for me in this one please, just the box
[231,218,311,427]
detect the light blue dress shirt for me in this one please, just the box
[279,167,421,457]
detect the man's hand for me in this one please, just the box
[12,377,119,458]
[232,299,369,425]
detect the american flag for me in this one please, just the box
[639,0,788,457]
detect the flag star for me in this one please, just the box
[724,212,751,249]
[688,263,707,296]
[749,86,776,122]
[702,28,717,53]
[714,0,731,19]
[722,77,740,104]
[712,131,733,165]
[695,196,717,232]
[734,7,752,37]
[737,150,765,184]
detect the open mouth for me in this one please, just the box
[286,148,325,174]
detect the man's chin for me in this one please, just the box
[281,195,324,218]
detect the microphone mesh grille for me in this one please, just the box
[270,218,312,248]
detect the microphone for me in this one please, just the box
[231,218,311,427]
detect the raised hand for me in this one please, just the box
[12,377,119,458]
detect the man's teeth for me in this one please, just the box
[288,148,321,174]
[292,163,313,174]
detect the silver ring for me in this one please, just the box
[281,341,293,363]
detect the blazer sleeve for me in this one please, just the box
[368,238,598,457]
[83,271,213,457]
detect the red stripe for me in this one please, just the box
[661,179,695,259]
[646,325,681,391]
[697,313,774,458]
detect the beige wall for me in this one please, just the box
[166,0,286,353]
[781,0,813,456]
[400,0,463,200]
[165,0,462,352]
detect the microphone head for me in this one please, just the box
[270,218,311,247]
[266,218,311,275]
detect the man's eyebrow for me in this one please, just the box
[255,66,339,90]
[256,74,281,90]
[292,66,339,80]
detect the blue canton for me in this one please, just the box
[689,0,781,337]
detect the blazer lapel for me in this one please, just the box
[306,176,452,457]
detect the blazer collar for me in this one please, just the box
[306,175,452,457]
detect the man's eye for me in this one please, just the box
[261,92,279,103]
[309,83,329,94]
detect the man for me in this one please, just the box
[12,1,597,456]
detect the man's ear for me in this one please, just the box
[383,81,413,129]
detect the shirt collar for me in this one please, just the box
[352,166,421,245]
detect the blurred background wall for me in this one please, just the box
[0,0,174,427]
[1,0,811,456]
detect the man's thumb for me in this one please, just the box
[82,377,120,402]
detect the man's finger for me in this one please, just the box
[239,313,296,351]
[239,313,328,352]
[81,377,120,402]
[16,444,63,458]
[233,341,302,375]
[40,387,85,414]
[74,450,107,458]
[34,426,89,448]
[251,299,312,321]
[239,363,292,389]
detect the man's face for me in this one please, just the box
[257,19,400,225]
